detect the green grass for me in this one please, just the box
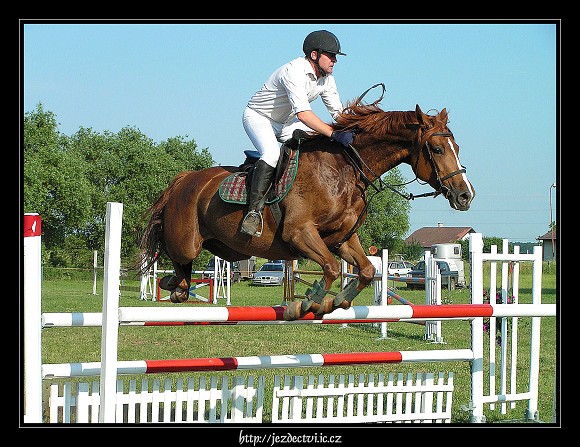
[34,264,557,425]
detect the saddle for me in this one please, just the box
[218,130,305,225]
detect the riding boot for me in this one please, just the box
[240,159,276,237]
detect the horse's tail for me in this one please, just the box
[139,171,191,275]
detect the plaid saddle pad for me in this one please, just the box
[219,150,299,205]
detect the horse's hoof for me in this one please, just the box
[315,295,334,316]
[335,299,352,310]
[283,301,303,321]
[308,301,321,315]
[170,289,189,303]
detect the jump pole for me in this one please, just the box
[23,213,42,423]
[42,301,555,327]
[99,202,123,423]
[42,349,476,378]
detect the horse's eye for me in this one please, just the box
[431,146,444,154]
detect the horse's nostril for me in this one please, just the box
[460,191,472,203]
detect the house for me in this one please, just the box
[404,225,475,255]
[537,230,557,261]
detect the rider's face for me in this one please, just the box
[318,51,337,74]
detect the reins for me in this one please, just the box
[343,83,441,202]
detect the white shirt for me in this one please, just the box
[246,57,343,125]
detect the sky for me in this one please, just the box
[22,20,559,243]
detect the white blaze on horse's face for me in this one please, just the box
[446,137,475,200]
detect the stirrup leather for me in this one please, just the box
[241,210,264,237]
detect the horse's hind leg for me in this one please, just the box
[172,261,193,303]
[158,261,193,303]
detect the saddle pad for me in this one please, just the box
[219,150,298,205]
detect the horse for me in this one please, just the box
[140,102,475,321]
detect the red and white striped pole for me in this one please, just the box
[24,213,42,423]
[42,348,476,378]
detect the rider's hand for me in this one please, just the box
[331,130,354,147]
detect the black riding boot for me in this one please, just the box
[241,159,276,237]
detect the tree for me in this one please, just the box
[23,105,215,269]
[69,127,215,266]
[23,104,94,265]
[357,168,411,255]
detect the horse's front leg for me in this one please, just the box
[282,223,341,321]
[332,233,376,310]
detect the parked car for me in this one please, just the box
[406,260,460,290]
[387,260,413,277]
[202,258,241,283]
[252,261,285,286]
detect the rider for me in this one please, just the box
[240,30,355,237]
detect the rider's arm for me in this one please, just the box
[296,110,334,137]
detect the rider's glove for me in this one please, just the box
[331,130,354,147]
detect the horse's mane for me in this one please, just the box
[297,101,447,146]
[333,101,446,136]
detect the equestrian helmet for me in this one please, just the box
[303,30,346,56]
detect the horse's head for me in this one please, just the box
[410,105,475,211]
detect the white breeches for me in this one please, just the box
[242,106,309,167]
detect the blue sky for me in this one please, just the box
[22,20,559,243]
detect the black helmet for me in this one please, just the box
[303,30,346,56]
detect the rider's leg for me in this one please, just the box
[240,159,276,236]
[241,108,281,237]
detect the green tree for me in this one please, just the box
[70,127,215,266]
[23,105,215,269]
[357,168,411,255]
[23,104,94,265]
[401,240,424,262]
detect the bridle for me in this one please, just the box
[414,130,468,200]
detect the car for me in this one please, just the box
[387,260,413,278]
[252,261,285,286]
[406,260,459,290]
[201,258,241,283]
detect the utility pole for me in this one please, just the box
[549,182,556,259]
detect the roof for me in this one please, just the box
[537,230,556,241]
[404,227,475,248]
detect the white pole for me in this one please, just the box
[152,261,158,301]
[379,249,388,339]
[92,250,98,295]
[212,256,219,304]
[526,245,543,421]
[139,255,148,301]
[340,259,349,330]
[24,213,43,423]
[98,202,123,423]
[226,260,231,306]
[469,232,485,423]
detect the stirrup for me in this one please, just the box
[240,210,264,237]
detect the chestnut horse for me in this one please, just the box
[140,103,475,320]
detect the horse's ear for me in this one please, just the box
[415,104,428,125]
[438,108,448,123]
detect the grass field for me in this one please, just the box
[32,263,558,426]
